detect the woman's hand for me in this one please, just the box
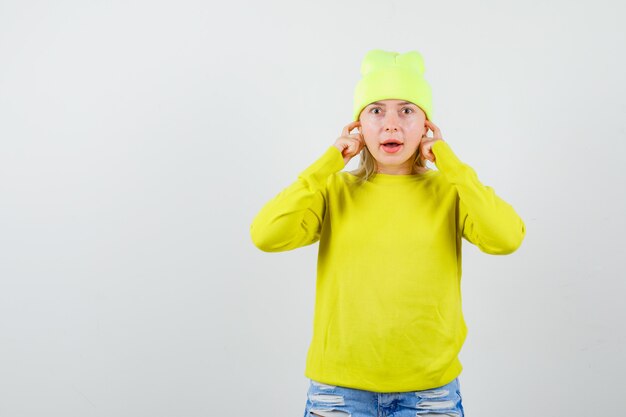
[419,119,445,163]
[334,121,365,166]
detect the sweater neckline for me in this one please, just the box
[366,169,438,183]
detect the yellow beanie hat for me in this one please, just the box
[353,49,433,122]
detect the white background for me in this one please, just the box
[1,0,625,416]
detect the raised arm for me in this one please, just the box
[432,139,526,255]
[250,145,345,252]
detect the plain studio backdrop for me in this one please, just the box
[1,0,625,416]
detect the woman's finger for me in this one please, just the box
[420,142,432,162]
[349,134,364,145]
[425,119,442,139]
[342,120,361,138]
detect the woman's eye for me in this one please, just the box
[370,107,412,114]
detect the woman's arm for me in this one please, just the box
[250,145,345,252]
[432,140,526,255]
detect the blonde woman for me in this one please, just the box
[251,49,525,417]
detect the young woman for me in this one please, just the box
[250,49,526,417]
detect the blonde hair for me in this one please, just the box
[347,146,429,184]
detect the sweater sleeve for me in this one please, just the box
[432,140,526,255]
[250,145,345,252]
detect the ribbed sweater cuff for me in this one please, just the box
[432,140,472,183]
[298,145,345,191]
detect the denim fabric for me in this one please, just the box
[303,377,465,417]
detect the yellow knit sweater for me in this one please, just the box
[250,140,526,392]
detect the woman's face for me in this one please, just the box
[358,99,427,173]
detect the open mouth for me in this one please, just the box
[381,142,403,153]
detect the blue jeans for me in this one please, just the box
[303,377,465,417]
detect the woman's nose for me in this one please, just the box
[384,113,400,132]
